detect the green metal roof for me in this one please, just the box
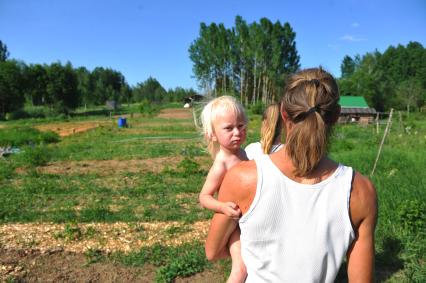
[339,96,369,108]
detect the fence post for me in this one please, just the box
[371,109,394,177]
[376,112,380,134]
[398,111,402,132]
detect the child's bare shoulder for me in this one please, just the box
[209,153,228,175]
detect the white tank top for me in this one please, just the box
[239,155,355,283]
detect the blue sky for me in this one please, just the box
[1,0,425,90]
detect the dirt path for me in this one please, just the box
[35,156,210,176]
[157,108,193,119]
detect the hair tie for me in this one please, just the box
[293,105,320,122]
[306,105,320,115]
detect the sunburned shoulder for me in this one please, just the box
[352,172,377,203]
[217,160,257,205]
[222,160,257,190]
[351,171,378,226]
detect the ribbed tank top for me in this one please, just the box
[239,155,355,283]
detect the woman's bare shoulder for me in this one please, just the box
[219,160,257,203]
[226,160,257,184]
[350,171,378,228]
[352,172,377,202]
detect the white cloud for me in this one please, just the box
[340,35,366,42]
[351,22,360,28]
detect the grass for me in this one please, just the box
[0,126,60,147]
[112,241,211,283]
[0,109,425,282]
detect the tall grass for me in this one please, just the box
[0,127,59,147]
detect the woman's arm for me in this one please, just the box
[205,213,238,260]
[347,172,378,283]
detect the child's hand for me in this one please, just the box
[221,202,241,219]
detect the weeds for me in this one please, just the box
[54,223,83,241]
[19,144,52,167]
[0,159,15,181]
[85,248,104,265]
[398,200,426,233]
[112,242,210,283]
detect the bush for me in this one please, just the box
[20,145,52,167]
[139,99,160,116]
[8,109,31,120]
[0,127,60,147]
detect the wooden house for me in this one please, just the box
[338,96,376,124]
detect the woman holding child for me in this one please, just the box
[205,67,378,282]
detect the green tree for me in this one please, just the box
[189,16,299,105]
[395,79,425,114]
[338,42,426,111]
[75,66,91,108]
[133,77,166,103]
[23,64,48,105]
[341,55,356,78]
[0,40,9,62]
[45,62,79,114]
[0,60,25,118]
[90,67,127,105]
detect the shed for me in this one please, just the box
[183,95,204,108]
[106,100,120,111]
[338,96,376,124]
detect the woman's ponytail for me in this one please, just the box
[281,68,339,177]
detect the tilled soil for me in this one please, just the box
[0,220,226,282]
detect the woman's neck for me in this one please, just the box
[271,147,338,185]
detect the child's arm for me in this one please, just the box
[199,160,241,218]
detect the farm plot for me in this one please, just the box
[0,109,425,282]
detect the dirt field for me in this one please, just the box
[35,121,106,137]
[0,219,220,282]
[0,248,224,283]
[33,108,194,138]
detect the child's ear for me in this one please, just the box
[206,131,217,142]
[211,133,218,142]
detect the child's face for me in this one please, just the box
[212,111,247,151]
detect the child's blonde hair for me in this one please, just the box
[201,96,248,158]
[260,103,282,154]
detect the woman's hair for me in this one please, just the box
[200,95,248,158]
[261,103,282,154]
[281,67,340,177]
